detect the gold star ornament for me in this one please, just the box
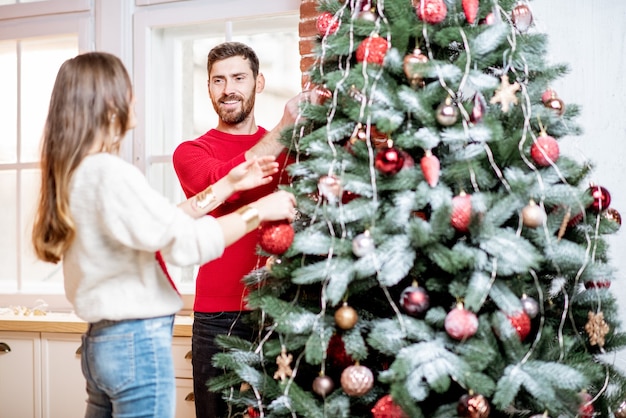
[490,74,520,112]
[273,347,293,382]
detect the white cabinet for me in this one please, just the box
[0,332,41,418]
[41,333,86,418]
[0,319,194,418]
[172,336,195,418]
[0,331,85,418]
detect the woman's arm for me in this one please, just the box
[177,156,278,218]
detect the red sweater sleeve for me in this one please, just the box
[173,132,247,198]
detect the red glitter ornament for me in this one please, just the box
[445,303,479,340]
[375,145,405,175]
[530,134,559,167]
[372,394,409,418]
[588,185,611,213]
[259,221,295,255]
[584,280,611,290]
[451,192,472,233]
[316,11,339,36]
[327,333,353,369]
[507,311,531,341]
[413,0,448,24]
[356,35,389,65]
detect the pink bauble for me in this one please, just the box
[445,304,478,340]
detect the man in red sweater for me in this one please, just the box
[172,42,304,418]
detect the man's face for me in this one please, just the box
[208,56,258,125]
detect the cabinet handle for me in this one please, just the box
[0,342,10,353]
[75,345,83,356]
[185,350,192,360]
[185,392,194,402]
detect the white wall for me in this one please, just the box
[533,0,626,370]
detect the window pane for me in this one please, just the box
[20,35,78,163]
[0,171,17,286]
[0,41,17,163]
[21,168,64,287]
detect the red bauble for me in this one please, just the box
[259,221,295,255]
[604,207,622,226]
[457,393,491,418]
[541,88,556,103]
[507,311,531,341]
[420,150,440,187]
[375,146,405,175]
[246,406,260,418]
[584,280,611,289]
[530,135,559,167]
[372,394,409,418]
[588,185,611,213]
[356,35,389,65]
[316,11,339,36]
[511,3,533,33]
[578,391,594,418]
[414,0,447,24]
[445,303,479,340]
[312,84,333,105]
[400,285,430,316]
[451,192,472,233]
[462,0,479,24]
[327,334,353,369]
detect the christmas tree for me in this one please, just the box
[212,1,626,417]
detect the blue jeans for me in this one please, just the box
[192,311,254,418]
[80,315,176,418]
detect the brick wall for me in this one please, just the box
[298,0,318,87]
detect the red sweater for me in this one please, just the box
[172,128,289,312]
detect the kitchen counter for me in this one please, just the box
[0,311,193,336]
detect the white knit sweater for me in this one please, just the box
[63,153,225,323]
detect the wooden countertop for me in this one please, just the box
[0,312,193,337]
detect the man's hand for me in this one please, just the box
[245,91,311,160]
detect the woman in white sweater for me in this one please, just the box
[31,51,296,418]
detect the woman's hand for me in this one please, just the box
[251,190,297,223]
[227,156,278,192]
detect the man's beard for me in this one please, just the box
[213,93,256,125]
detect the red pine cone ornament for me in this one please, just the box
[316,11,339,36]
[356,35,389,65]
[530,134,559,166]
[372,394,409,418]
[420,150,440,187]
[451,192,472,233]
[462,0,479,24]
[259,221,295,255]
[413,0,448,24]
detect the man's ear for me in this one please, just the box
[256,73,265,94]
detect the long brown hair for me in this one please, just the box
[32,52,133,263]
